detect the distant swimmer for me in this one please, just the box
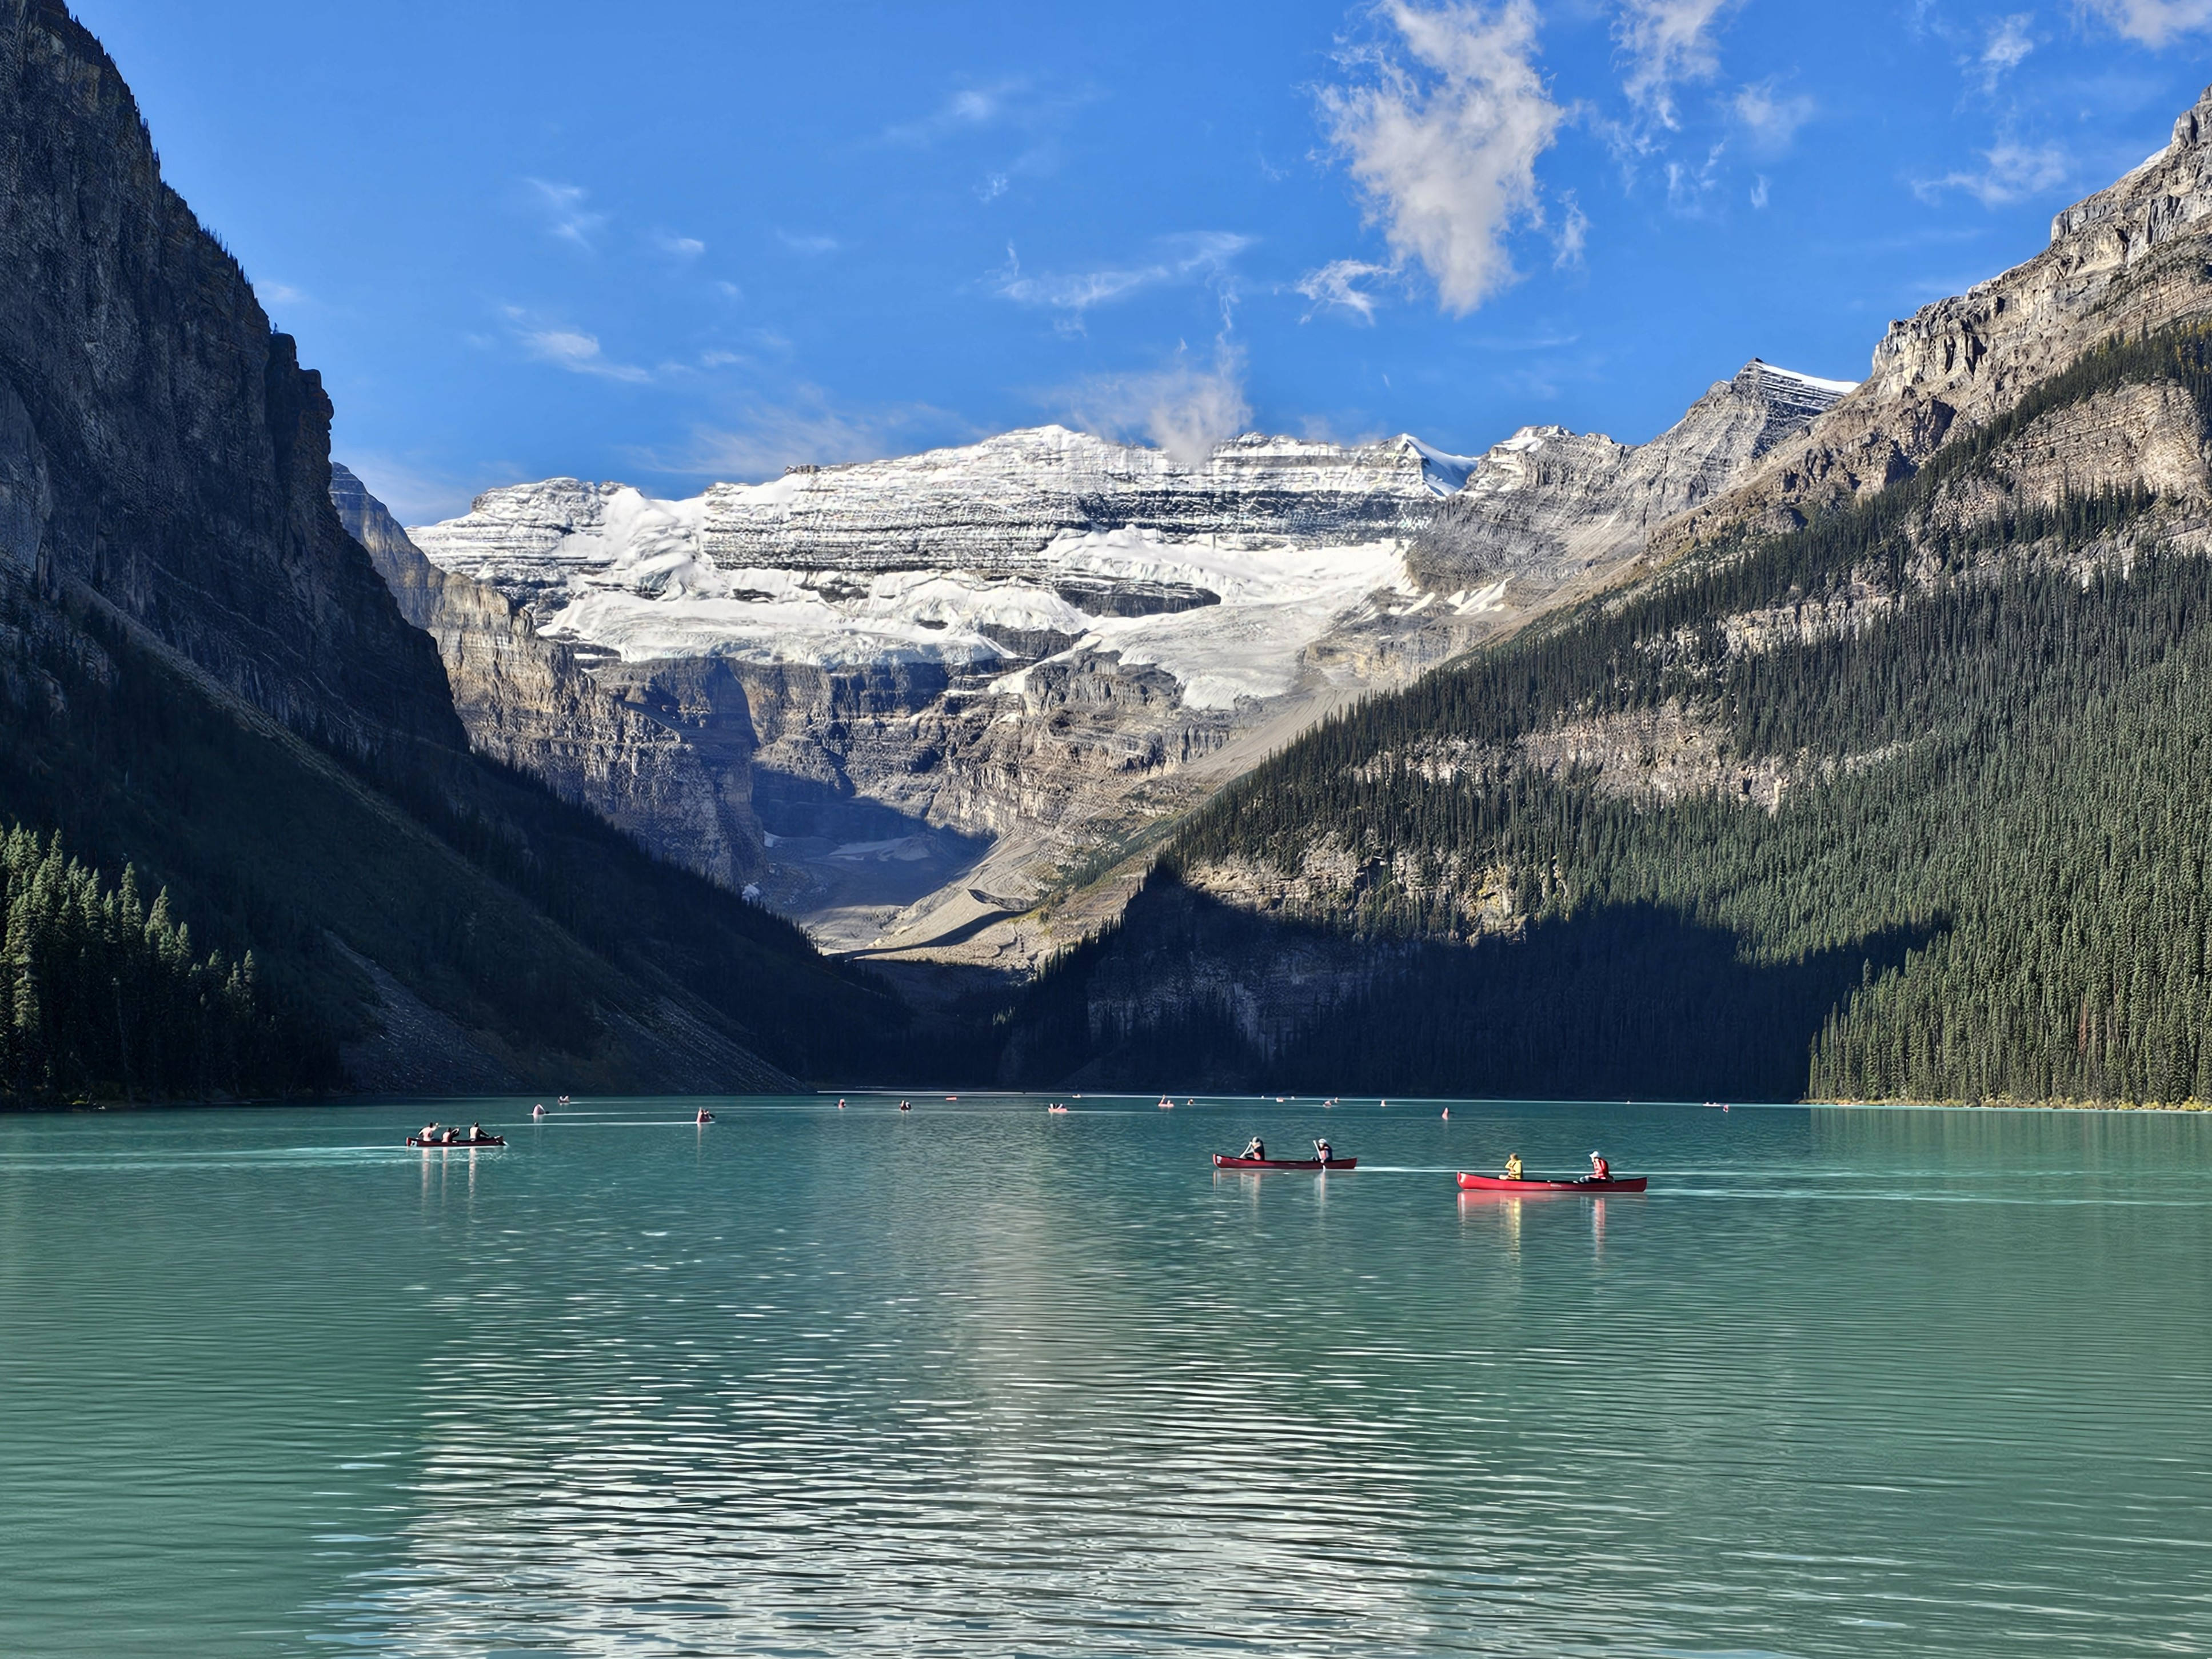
[697,1108,716,1125]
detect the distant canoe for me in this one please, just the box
[1457,1171,1644,1193]
[1212,1153,1357,1171]
[408,1135,506,1149]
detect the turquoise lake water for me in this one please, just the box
[1,1095,2207,1656]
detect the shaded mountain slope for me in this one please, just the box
[0,0,895,1098]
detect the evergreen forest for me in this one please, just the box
[1037,323,2212,1104]
[1,823,315,1104]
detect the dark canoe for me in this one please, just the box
[407,1135,506,1149]
[1457,1171,1646,1193]
[1212,1153,1358,1170]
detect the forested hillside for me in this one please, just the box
[994,323,2212,1104]
[0,0,903,1102]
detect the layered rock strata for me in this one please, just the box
[404,368,1847,960]
[330,465,764,889]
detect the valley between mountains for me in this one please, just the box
[9,0,2212,1105]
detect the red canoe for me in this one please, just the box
[408,1135,506,1149]
[1213,1153,1359,1170]
[1457,1171,1645,1193]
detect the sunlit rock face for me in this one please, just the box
[1664,84,2212,549]
[330,465,764,891]
[1407,362,1854,591]
[394,389,1837,960]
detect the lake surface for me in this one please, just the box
[2,1095,2208,1657]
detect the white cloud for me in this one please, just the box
[1615,0,1737,130]
[524,178,605,248]
[2086,0,2212,43]
[258,281,308,306]
[502,307,650,382]
[1914,137,2071,206]
[993,233,1252,326]
[654,232,706,258]
[1732,79,1814,150]
[777,230,842,254]
[1750,173,1769,209]
[1063,346,1252,466]
[884,79,1028,145]
[667,393,954,481]
[1295,258,1394,322]
[1553,191,1590,265]
[1979,14,2035,88]
[1317,0,1564,315]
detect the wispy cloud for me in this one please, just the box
[653,231,706,258]
[2085,0,2212,44]
[993,232,1252,328]
[1061,343,1252,466]
[1317,0,1565,316]
[1914,137,2071,206]
[884,79,1031,145]
[777,230,842,255]
[524,178,606,248]
[661,391,957,481]
[1732,79,1814,151]
[1615,0,1738,130]
[1977,14,2035,90]
[258,281,308,307]
[1553,190,1589,264]
[502,306,650,382]
[1295,258,1395,323]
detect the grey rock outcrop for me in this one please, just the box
[1408,362,1853,591]
[329,464,765,889]
[1665,84,2212,547]
[0,0,461,758]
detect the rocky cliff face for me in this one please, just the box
[0,0,460,759]
[0,0,888,1096]
[1666,85,2212,547]
[329,465,765,890]
[406,374,1842,962]
[1410,362,1853,591]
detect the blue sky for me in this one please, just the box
[70,0,2212,522]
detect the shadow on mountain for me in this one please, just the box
[992,870,1933,1101]
[752,772,993,940]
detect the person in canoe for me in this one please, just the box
[1313,1137,1333,1164]
[468,1121,486,1142]
[1504,1152,1524,1182]
[420,1122,440,1142]
[1588,1151,1611,1181]
[1240,1135,1265,1161]
[696,1108,715,1125]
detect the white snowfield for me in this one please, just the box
[409,424,1482,710]
[404,375,1846,712]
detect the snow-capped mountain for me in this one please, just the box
[389,369,1846,961]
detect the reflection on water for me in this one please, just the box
[2,1097,2210,1656]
